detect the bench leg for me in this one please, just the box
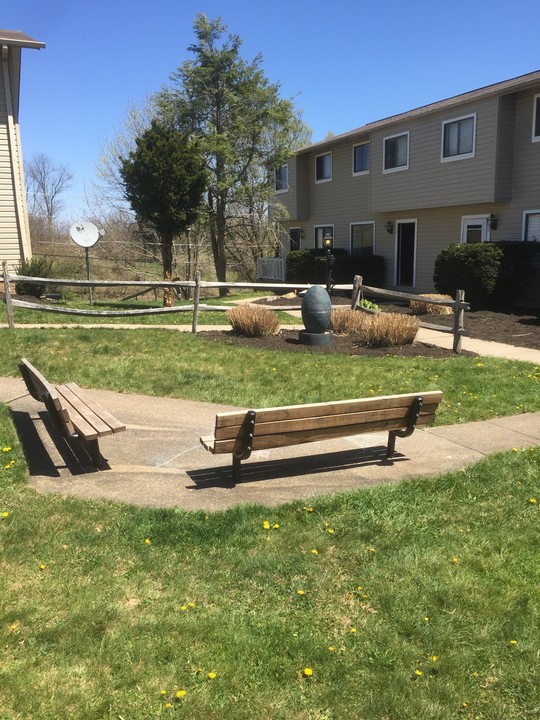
[232,455,242,483]
[83,438,107,469]
[386,432,397,459]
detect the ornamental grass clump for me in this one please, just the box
[409,293,453,315]
[227,304,280,337]
[331,308,370,335]
[361,313,419,347]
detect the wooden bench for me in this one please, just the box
[18,358,126,468]
[200,390,443,482]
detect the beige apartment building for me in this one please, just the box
[274,70,540,293]
[0,29,45,270]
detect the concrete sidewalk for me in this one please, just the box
[2,375,539,512]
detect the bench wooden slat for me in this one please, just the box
[56,385,111,439]
[213,402,441,441]
[204,412,439,455]
[59,383,126,437]
[213,391,443,428]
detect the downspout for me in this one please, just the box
[2,44,32,264]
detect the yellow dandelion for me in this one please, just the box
[304,506,314,512]
[431,655,438,662]
[328,645,335,652]
[303,667,313,677]
[509,639,518,645]
[207,671,217,679]
[160,690,167,695]
[3,446,11,452]
[180,605,188,612]
[1,511,9,518]
[188,601,196,608]
[296,589,305,596]
[273,523,280,529]
[165,702,172,708]
[423,616,430,622]
[263,520,270,530]
[462,702,469,708]
[327,528,335,534]
[175,690,187,698]
[39,564,47,571]
[145,538,151,545]
[529,498,537,504]
[415,669,423,677]
[311,548,319,556]
[451,556,460,564]
[350,627,357,634]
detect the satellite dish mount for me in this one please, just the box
[69,222,104,305]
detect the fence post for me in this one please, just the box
[2,261,15,329]
[351,275,363,310]
[191,271,201,333]
[452,289,465,354]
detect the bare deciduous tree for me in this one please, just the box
[25,153,73,241]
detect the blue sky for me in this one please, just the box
[5,0,540,219]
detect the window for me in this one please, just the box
[523,211,540,241]
[384,132,409,172]
[533,95,540,142]
[461,216,489,244]
[275,165,288,192]
[314,225,333,249]
[315,152,332,182]
[353,143,369,175]
[350,223,374,256]
[442,114,476,160]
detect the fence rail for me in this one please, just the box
[2,263,468,352]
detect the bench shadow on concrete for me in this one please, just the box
[186,446,408,489]
[9,409,109,477]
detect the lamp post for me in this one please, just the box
[323,232,334,295]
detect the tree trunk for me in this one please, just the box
[161,236,174,307]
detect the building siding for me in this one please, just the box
[275,71,540,296]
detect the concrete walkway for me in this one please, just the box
[1,354,539,511]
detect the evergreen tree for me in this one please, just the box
[119,120,207,305]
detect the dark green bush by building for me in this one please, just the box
[286,250,385,287]
[433,241,538,309]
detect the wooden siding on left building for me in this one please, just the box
[0,30,45,270]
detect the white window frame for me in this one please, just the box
[350,222,375,255]
[532,95,540,142]
[314,224,334,249]
[352,142,369,176]
[315,152,332,183]
[460,215,491,244]
[383,131,409,173]
[275,165,289,193]
[522,209,540,241]
[441,113,476,162]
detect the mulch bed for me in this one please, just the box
[199,295,540,359]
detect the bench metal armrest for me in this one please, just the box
[387,396,424,458]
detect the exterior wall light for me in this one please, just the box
[487,214,498,230]
[323,232,334,294]
[385,221,394,234]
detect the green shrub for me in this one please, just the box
[493,241,539,307]
[433,243,503,309]
[286,250,385,286]
[227,304,280,337]
[15,257,56,298]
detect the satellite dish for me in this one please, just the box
[69,221,101,248]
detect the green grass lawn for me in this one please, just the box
[1,330,539,718]
[1,403,539,719]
